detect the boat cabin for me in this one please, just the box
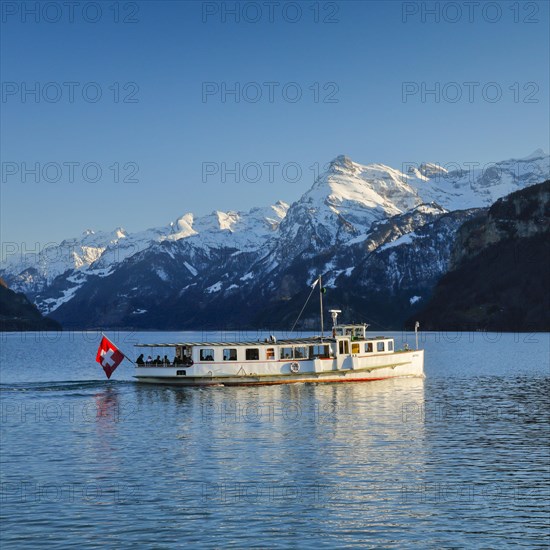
[135,325,396,367]
[181,339,335,363]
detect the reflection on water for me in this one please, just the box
[94,386,121,426]
[0,333,549,548]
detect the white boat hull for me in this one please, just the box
[133,350,424,386]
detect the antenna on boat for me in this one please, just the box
[329,309,341,327]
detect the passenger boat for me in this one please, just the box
[133,297,424,386]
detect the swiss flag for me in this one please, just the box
[96,336,125,379]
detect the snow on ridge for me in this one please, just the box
[413,151,549,210]
[0,201,288,284]
[206,281,222,293]
[183,262,198,276]
[41,284,82,314]
[160,202,290,253]
[155,268,169,282]
[518,148,546,161]
[379,232,419,251]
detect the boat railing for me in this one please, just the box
[138,361,192,368]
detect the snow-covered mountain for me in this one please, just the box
[1,149,548,328]
[1,202,288,314]
[269,155,423,260]
[412,149,550,210]
[271,149,549,255]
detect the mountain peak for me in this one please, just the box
[329,155,355,171]
[418,163,448,178]
[170,213,196,238]
[521,148,546,161]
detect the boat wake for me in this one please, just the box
[0,379,132,393]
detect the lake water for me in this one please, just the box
[1,330,549,549]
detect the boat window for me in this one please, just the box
[352,343,360,354]
[223,348,237,361]
[377,342,385,352]
[245,348,259,361]
[310,345,330,359]
[345,328,353,336]
[200,348,214,361]
[338,340,349,355]
[354,328,363,338]
[335,328,344,336]
[365,342,373,353]
[388,341,394,351]
[294,346,308,359]
[266,348,275,360]
[280,347,293,359]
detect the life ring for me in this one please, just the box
[290,362,300,373]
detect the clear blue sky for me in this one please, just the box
[1,0,549,248]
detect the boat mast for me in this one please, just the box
[319,274,324,339]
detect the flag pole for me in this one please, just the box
[319,275,324,340]
[290,279,318,333]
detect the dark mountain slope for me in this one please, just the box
[0,279,61,331]
[412,180,550,331]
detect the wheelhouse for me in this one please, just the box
[333,324,368,340]
[332,324,394,356]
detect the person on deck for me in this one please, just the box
[136,354,144,365]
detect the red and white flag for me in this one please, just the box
[96,335,125,379]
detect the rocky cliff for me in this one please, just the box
[412,180,550,331]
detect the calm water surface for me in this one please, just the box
[1,331,549,549]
